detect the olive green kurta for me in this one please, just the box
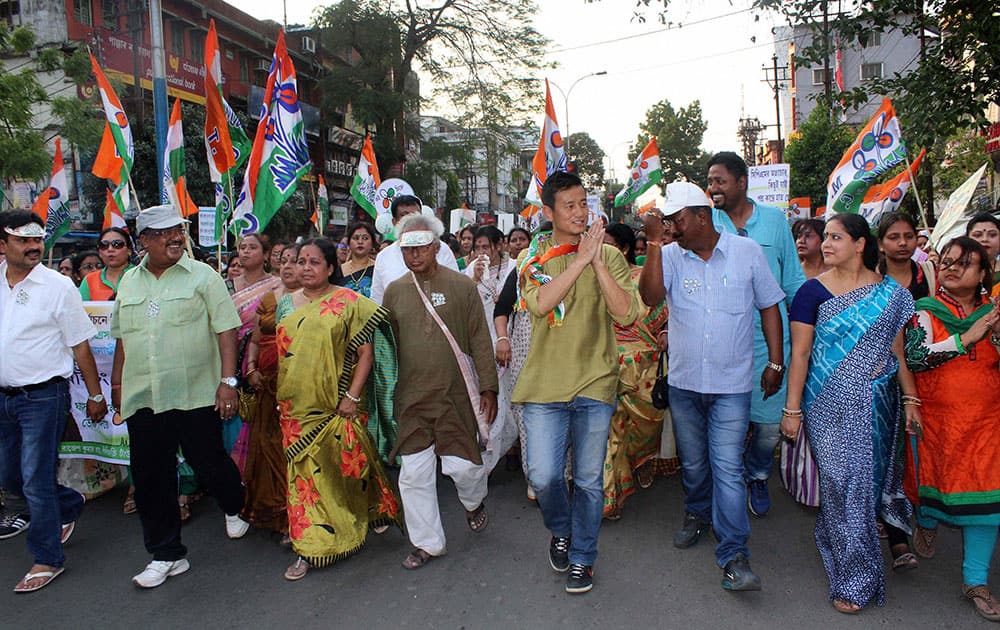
[384,267,498,464]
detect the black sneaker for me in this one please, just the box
[673,512,709,549]
[565,563,593,594]
[722,553,762,591]
[549,536,570,572]
[0,512,29,540]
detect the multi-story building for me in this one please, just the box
[3,0,370,231]
[419,115,531,215]
[776,20,921,134]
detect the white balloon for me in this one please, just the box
[375,213,395,236]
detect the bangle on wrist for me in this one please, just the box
[901,395,922,407]
[767,361,785,373]
[646,241,663,247]
[495,336,510,345]
[781,407,803,417]
[343,391,361,403]
[245,368,259,377]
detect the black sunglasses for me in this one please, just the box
[98,239,128,250]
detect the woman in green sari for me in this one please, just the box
[277,239,402,581]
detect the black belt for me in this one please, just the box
[0,376,66,396]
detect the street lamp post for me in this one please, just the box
[548,71,607,155]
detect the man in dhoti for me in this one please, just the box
[384,214,498,570]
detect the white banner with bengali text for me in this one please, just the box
[60,301,130,464]
[748,164,790,217]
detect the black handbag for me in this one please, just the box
[651,351,669,410]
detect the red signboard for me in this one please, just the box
[985,122,1000,154]
[92,27,209,105]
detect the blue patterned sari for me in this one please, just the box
[802,277,913,608]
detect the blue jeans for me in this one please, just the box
[0,380,84,568]
[744,421,782,481]
[523,396,614,566]
[669,387,751,567]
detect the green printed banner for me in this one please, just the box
[60,301,130,465]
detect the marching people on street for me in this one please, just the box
[904,237,1000,622]
[110,205,249,589]
[384,214,498,571]
[782,213,919,614]
[240,242,301,538]
[706,151,805,518]
[275,238,401,581]
[514,171,641,594]
[639,181,785,592]
[0,211,107,593]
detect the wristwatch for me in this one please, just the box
[87,393,105,403]
[220,377,238,388]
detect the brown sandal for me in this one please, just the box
[913,525,937,559]
[635,462,654,489]
[964,585,1000,621]
[832,599,860,614]
[284,557,309,581]
[402,548,435,570]
[466,503,488,533]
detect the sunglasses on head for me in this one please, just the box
[98,239,127,250]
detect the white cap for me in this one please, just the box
[662,182,712,217]
[136,205,190,234]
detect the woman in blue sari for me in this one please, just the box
[781,213,921,614]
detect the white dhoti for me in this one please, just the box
[398,445,489,555]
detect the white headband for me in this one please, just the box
[398,230,435,247]
[4,223,46,238]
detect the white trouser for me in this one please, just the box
[398,445,488,556]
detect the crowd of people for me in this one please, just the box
[0,152,998,619]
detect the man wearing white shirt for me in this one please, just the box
[0,211,107,593]
[369,195,458,305]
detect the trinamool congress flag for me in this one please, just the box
[826,98,907,214]
[350,133,380,218]
[857,148,926,225]
[162,99,198,217]
[231,30,311,235]
[615,138,662,208]
[102,188,127,230]
[523,79,568,212]
[313,174,329,233]
[92,121,132,224]
[32,138,72,249]
[89,52,133,173]
[204,19,251,241]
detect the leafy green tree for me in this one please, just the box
[444,171,463,209]
[0,25,64,181]
[934,131,989,199]
[315,0,548,170]
[632,99,709,185]
[567,132,605,190]
[783,106,856,204]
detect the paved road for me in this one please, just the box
[0,466,990,629]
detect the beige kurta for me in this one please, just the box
[384,267,499,464]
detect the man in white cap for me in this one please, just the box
[383,213,497,571]
[0,210,107,593]
[638,181,785,592]
[110,205,247,589]
[369,194,458,305]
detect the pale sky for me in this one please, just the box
[232,0,783,182]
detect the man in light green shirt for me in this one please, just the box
[514,171,640,595]
[110,205,247,590]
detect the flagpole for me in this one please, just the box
[904,154,929,230]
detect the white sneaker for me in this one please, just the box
[225,514,250,539]
[132,559,190,588]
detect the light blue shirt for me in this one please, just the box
[661,230,785,394]
[714,202,806,422]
